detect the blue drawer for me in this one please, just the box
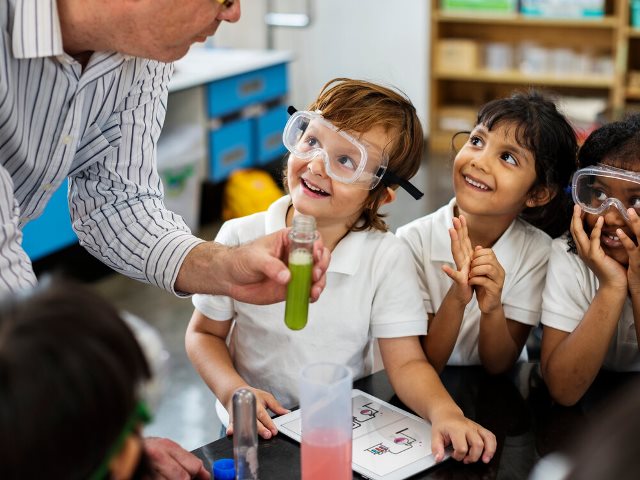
[22,179,77,260]
[206,63,288,118]
[255,105,288,165]
[209,118,254,183]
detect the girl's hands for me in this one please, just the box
[442,215,474,305]
[571,205,627,289]
[618,207,640,294]
[469,246,505,314]
[443,215,504,313]
[226,387,290,440]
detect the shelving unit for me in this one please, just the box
[429,0,639,152]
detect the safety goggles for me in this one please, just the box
[283,108,423,199]
[572,164,640,221]
[89,401,152,480]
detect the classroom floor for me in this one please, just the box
[89,150,453,452]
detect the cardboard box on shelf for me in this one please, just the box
[436,39,480,73]
[437,105,478,132]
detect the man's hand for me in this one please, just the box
[144,437,209,479]
[176,229,331,304]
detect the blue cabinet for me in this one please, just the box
[22,179,77,261]
[206,63,289,182]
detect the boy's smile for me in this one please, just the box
[287,125,392,234]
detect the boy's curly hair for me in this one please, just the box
[283,78,424,232]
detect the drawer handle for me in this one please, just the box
[222,147,247,166]
[264,133,282,150]
[238,78,265,97]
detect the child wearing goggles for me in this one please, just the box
[397,90,578,374]
[0,278,191,480]
[540,113,640,406]
[187,78,497,464]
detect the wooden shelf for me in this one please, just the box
[435,11,618,29]
[435,69,614,88]
[428,0,633,154]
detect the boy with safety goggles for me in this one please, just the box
[187,78,497,464]
[541,113,640,406]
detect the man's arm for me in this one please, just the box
[0,165,37,293]
[69,59,202,293]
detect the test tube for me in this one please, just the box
[232,388,258,480]
[284,214,317,330]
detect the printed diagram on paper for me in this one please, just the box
[278,393,433,476]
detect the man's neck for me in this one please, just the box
[56,0,108,57]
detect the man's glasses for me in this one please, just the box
[217,0,235,9]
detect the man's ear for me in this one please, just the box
[526,186,556,208]
[382,187,396,206]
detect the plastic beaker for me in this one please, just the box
[299,362,353,480]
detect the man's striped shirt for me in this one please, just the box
[0,0,204,293]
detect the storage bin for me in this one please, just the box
[520,0,604,18]
[254,105,288,166]
[209,118,254,183]
[632,0,640,27]
[157,125,206,231]
[22,179,77,260]
[206,64,288,118]
[441,0,517,14]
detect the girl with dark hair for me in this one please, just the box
[397,90,578,374]
[541,113,640,406]
[0,279,154,480]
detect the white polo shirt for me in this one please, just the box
[396,198,550,365]
[541,235,640,371]
[192,195,427,409]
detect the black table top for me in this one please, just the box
[192,364,640,479]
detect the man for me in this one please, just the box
[0,0,329,478]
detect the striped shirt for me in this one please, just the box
[0,0,204,294]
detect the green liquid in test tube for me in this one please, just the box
[284,214,317,330]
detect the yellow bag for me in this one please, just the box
[222,169,284,220]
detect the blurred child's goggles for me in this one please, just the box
[572,165,640,221]
[89,401,152,480]
[283,108,423,199]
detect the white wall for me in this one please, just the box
[213,0,430,133]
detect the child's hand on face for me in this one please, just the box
[618,208,640,294]
[571,205,627,289]
[442,215,474,305]
[226,387,290,440]
[469,246,505,314]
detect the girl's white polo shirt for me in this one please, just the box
[192,195,427,409]
[541,235,640,371]
[397,198,550,366]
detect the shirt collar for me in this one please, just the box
[265,195,367,276]
[11,0,133,65]
[12,0,64,59]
